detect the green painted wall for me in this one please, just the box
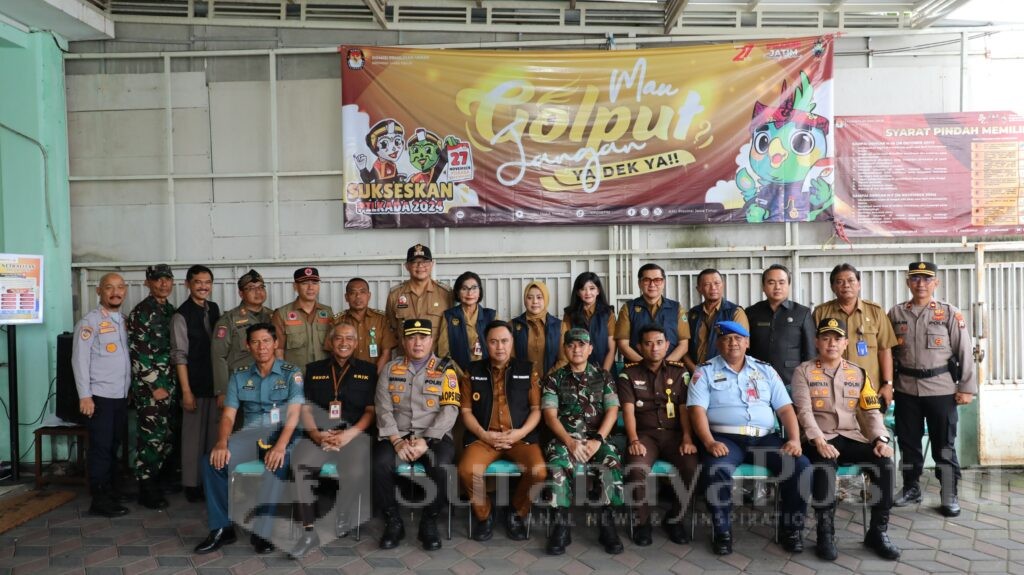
[0,24,73,467]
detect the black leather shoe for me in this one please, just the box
[546,524,571,555]
[632,521,653,546]
[712,530,733,555]
[472,513,493,542]
[184,486,205,503]
[251,534,275,554]
[598,508,623,555]
[288,530,321,560]
[138,481,169,510]
[781,528,804,553]
[418,513,442,551]
[89,496,129,518]
[193,527,237,554]
[379,508,405,550]
[893,485,923,507]
[506,511,528,541]
[940,494,961,517]
[664,519,689,544]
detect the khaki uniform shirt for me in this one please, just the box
[384,279,453,351]
[211,304,273,396]
[616,360,688,432]
[375,355,460,440]
[887,299,977,396]
[813,298,896,390]
[790,358,887,444]
[272,300,334,369]
[331,308,397,365]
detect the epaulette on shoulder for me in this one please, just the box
[624,361,639,369]
[861,299,884,310]
[667,360,686,368]
[436,280,452,292]
[752,357,771,365]
[697,360,712,368]
[281,362,297,371]
[234,365,249,373]
[370,307,384,315]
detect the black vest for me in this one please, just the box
[511,312,562,377]
[177,298,221,398]
[464,358,537,446]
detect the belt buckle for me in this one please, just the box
[744,426,757,437]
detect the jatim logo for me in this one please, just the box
[455,57,711,194]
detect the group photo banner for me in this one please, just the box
[835,111,1024,237]
[341,36,835,228]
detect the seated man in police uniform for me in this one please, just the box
[287,322,377,560]
[790,318,901,561]
[374,319,460,551]
[195,323,304,555]
[687,321,810,556]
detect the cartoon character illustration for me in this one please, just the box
[346,48,364,70]
[355,119,406,184]
[406,128,461,184]
[735,71,833,222]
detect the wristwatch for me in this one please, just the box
[874,436,891,445]
[881,380,893,387]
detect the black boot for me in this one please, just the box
[940,480,961,517]
[89,484,129,518]
[664,506,689,544]
[864,510,902,560]
[418,511,442,551]
[472,513,493,542]
[546,509,571,556]
[598,507,623,555]
[815,508,838,561]
[893,484,922,507]
[506,511,528,541]
[138,479,169,510]
[632,520,653,546]
[379,507,405,550]
[184,486,205,503]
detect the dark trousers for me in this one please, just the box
[292,432,373,525]
[894,391,961,491]
[804,435,894,513]
[698,432,810,534]
[373,437,454,517]
[625,428,699,523]
[87,396,128,491]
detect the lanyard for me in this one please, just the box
[330,362,351,400]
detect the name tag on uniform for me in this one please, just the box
[329,401,342,420]
[714,373,727,383]
[856,340,868,357]
[270,406,281,424]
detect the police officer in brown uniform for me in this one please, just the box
[374,319,461,551]
[385,245,453,353]
[618,325,697,546]
[887,261,977,517]
[457,320,546,542]
[332,277,396,373]
[790,318,900,561]
[273,267,333,368]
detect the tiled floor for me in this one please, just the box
[2,469,1023,574]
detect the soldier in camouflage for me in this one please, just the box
[127,264,178,509]
[541,328,624,556]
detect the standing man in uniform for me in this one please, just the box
[813,263,897,411]
[170,265,221,503]
[128,263,178,510]
[686,321,810,556]
[457,320,546,542]
[888,262,977,517]
[194,323,304,555]
[373,319,460,551]
[615,263,690,364]
[332,277,396,372]
[790,318,901,561]
[618,325,697,546]
[288,322,377,559]
[385,244,452,353]
[212,269,273,410]
[273,267,333,368]
[74,273,132,517]
[683,269,749,373]
[746,264,816,388]
[542,328,624,556]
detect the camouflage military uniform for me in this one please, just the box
[541,363,623,508]
[127,295,178,482]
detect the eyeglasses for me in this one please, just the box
[460,285,480,292]
[834,279,859,286]
[640,277,665,286]
[243,285,266,292]
[909,276,935,284]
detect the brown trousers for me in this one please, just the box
[625,428,699,523]
[457,440,547,521]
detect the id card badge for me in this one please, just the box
[369,343,379,358]
[369,328,379,358]
[269,405,281,425]
[665,389,676,419]
[329,401,342,420]
[857,339,869,357]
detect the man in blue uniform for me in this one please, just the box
[687,321,810,556]
[194,323,304,555]
[73,272,132,517]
